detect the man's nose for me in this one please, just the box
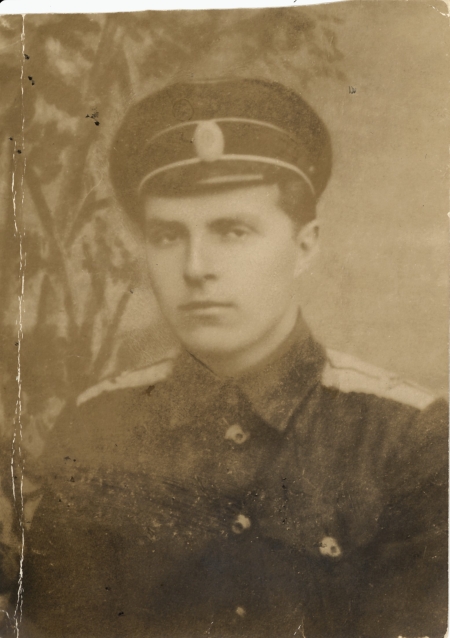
[183,237,216,284]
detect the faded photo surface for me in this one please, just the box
[0,2,448,637]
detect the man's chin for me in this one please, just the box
[177,326,244,359]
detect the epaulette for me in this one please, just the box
[76,355,176,407]
[321,349,436,410]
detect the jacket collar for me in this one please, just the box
[167,313,326,433]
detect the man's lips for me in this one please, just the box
[179,301,233,311]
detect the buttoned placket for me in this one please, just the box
[161,327,333,621]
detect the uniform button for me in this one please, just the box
[231,514,251,534]
[319,536,342,558]
[224,424,249,445]
[235,606,246,618]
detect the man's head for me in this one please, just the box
[142,182,318,366]
[110,78,331,371]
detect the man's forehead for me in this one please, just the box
[144,182,281,221]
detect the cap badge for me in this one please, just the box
[319,536,342,558]
[193,120,225,162]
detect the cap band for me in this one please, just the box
[147,117,290,145]
[138,154,315,196]
[140,118,315,195]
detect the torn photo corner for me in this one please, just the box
[0,1,448,637]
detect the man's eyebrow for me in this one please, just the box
[208,215,257,229]
[145,218,186,229]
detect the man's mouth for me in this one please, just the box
[179,301,233,311]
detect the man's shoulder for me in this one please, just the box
[321,348,438,411]
[318,348,447,485]
[76,352,178,408]
[41,353,179,464]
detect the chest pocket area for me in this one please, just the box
[252,434,384,561]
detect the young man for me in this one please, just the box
[20,79,447,637]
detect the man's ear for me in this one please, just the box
[294,219,320,276]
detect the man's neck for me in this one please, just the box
[190,307,301,379]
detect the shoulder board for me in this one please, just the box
[76,355,176,407]
[321,348,436,410]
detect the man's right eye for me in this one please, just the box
[147,229,181,246]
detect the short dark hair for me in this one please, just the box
[277,178,316,227]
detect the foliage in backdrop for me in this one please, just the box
[0,9,346,457]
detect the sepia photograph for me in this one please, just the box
[0,1,448,636]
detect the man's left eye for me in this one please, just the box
[221,227,249,239]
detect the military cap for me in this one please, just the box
[110,78,332,219]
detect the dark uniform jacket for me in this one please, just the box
[20,322,448,638]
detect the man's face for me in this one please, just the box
[143,183,316,360]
